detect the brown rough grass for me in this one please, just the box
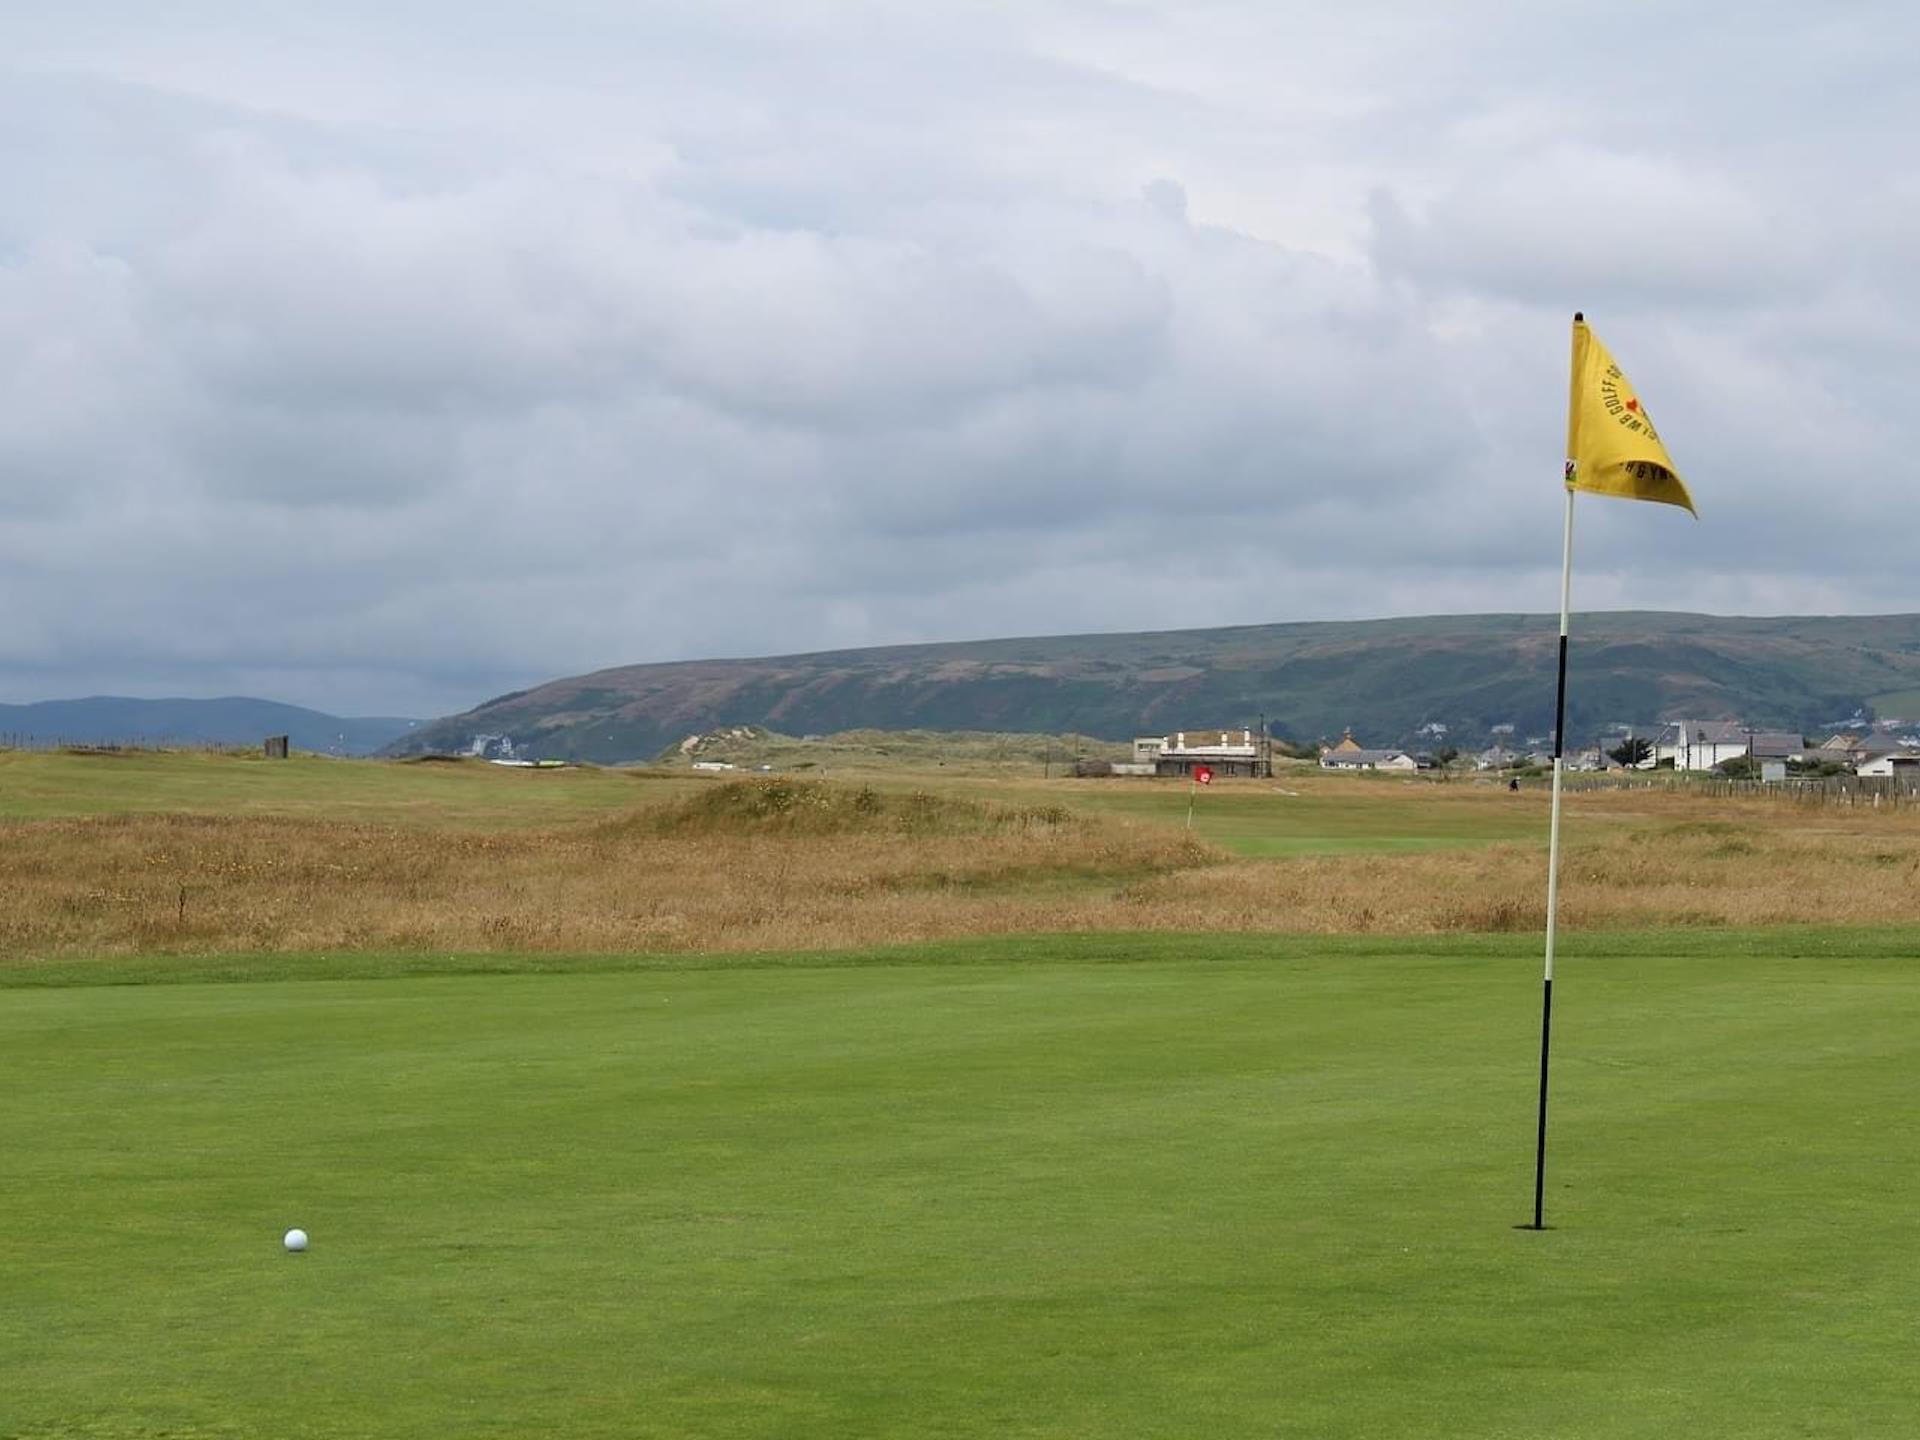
[5,779,1920,963]
[1116,817,1920,934]
[0,782,1219,959]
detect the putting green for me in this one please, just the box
[4,931,1916,1437]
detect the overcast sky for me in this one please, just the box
[4,3,1916,716]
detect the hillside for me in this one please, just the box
[0,696,420,756]
[389,612,1920,764]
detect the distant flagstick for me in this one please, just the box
[1186,763,1213,828]
[1527,311,1695,1231]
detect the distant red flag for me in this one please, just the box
[1194,766,1214,785]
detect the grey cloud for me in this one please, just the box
[186,405,461,507]
[1366,157,1810,309]
[1,3,1917,716]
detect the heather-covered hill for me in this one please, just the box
[390,612,1920,763]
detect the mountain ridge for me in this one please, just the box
[387,611,1920,764]
[0,697,420,756]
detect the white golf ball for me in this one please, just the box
[283,1228,308,1253]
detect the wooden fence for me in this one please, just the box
[0,734,260,755]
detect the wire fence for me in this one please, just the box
[1539,771,1920,807]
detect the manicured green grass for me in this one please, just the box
[0,749,696,827]
[5,930,1917,1437]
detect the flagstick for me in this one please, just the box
[1529,483,1576,1230]
[1186,774,1196,829]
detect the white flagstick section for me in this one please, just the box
[1544,486,1575,984]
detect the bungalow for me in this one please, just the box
[1853,737,1920,775]
[1857,751,1920,778]
[1322,747,1417,772]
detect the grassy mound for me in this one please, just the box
[656,725,1131,774]
[651,777,1075,837]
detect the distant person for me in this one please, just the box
[1508,777,1520,793]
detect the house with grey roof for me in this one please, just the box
[1321,747,1417,772]
[1851,735,1920,770]
[1744,732,1807,762]
[1652,721,1808,771]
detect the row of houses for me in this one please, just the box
[1330,720,1920,777]
[1111,719,1920,781]
[1626,720,1920,775]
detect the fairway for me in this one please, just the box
[6,932,1917,1438]
[0,749,701,828]
[0,750,1562,857]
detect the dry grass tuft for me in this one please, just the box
[1113,805,1920,934]
[648,777,1075,838]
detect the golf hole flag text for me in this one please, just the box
[1565,318,1695,515]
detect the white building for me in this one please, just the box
[1321,748,1417,772]
[1857,745,1920,778]
[1858,754,1919,778]
[1652,720,1750,771]
[1141,729,1269,778]
[1652,721,1808,771]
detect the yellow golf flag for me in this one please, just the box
[1565,314,1695,515]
